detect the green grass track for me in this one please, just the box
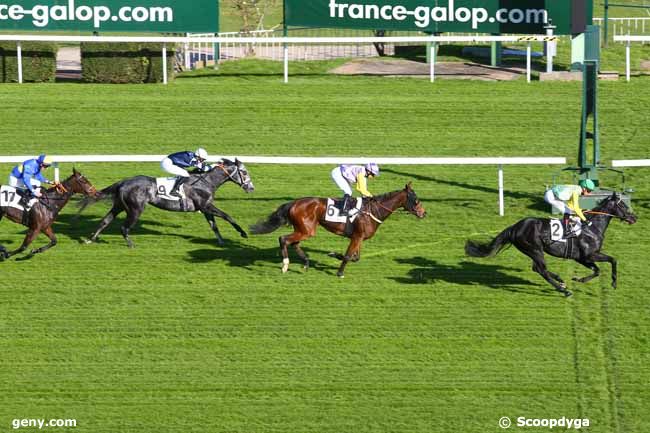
[0,75,649,433]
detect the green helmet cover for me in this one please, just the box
[579,179,596,191]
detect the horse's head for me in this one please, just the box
[65,168,98,197]
[220,158,255,193]
[403,182,426,219]
[598,193,637,225]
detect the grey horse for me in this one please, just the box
[79,159,254,248]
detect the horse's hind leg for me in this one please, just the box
[87,205,123,243]
[516,245,571,296]
[6,229,40,259]
[121,205,144,249]
[293,242,310,271]
[30,226,57,255]
[279,231,312,274]
[572,259,600,284]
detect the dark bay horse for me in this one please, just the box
[78,159,254,248]
[465,193,637,296]
[250,183,426,277]
[0,169,98,260]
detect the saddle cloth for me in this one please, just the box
[550,217,583,242]
[325,197,363,223]
[0,185,38,212]
[156,177,186,201]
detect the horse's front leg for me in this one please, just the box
[30,226,57,255]
[202,212,225,246]
[336,236,363,278]
[202,203,247,239]
[572,259,600,284]
[590,252,617,289]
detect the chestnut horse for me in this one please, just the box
[0,169,97,260]
[251,183,426,277]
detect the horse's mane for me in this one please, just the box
[592,193,618,212]
[366,189,404,202]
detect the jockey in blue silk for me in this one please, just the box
[330,162,379,215]
[8,154,54,198]
[160,148,209,197]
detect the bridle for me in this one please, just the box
[585,198,631,221]
[217,163,251,189]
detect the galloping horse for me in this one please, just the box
[78,159,254,248]
[465,193,637,296]
[251,183,426,277]
[0,169,98,260]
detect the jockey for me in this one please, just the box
[330,163,379,215]
[8,154,54,199]
[544,179,595,237]
[160,148,209,197]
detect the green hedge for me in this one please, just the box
[81,43,176,84]
[0,42,57,83]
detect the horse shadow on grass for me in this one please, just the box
[54,213,188,243]
[391,256,556,296]
[186,238,341,273]
[382,168,549,213]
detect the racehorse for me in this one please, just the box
[78,159,254,248]
[0,169,98,260]
[250,183,426,278]
[465,193,637,296]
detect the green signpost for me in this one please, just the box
[0,0,218,33]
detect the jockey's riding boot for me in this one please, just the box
[18,192,31,209]
[562,214,575,239]
[169,177,184,198]
[339,194,351,216]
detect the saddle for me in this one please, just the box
[325,197,363,224]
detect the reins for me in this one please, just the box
[584,210,626,220]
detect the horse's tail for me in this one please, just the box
[77,181,122,214]
[250,202,295,234]
[465,226,514,258]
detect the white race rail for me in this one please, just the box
[612,159,650,167]
[0,34,557,85]
[614,35,650,82]
[0,155,566,216]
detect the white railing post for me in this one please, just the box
[17,41,23,84]
[54,162,60,183]
[162,43,168,85]
[283,43,289,83]
[498,164,504,217]
[429,41,436,83]
[626,39,631,82]
[526,42,531,83]
[184,41,190,70]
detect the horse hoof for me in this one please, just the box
[83,238,93,245]
[564,290,573,297]
[240,232,248,239]
[559,282,567,289]
[282,266,289,274]
[612,282,617,290]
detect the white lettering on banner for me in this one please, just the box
[0,0,175,29]
[326,0,549,30]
